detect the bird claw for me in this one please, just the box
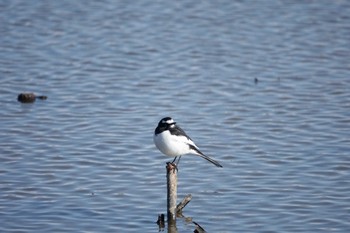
[166,162,178,172]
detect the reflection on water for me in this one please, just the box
[1,0,350,232]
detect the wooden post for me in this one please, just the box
[166,162,177,227]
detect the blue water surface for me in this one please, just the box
[1,1,350,232]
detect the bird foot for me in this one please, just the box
[166,162,178,172]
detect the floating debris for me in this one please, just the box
[18,93,48,103]
[156,214,165,231]
[193,221,206,233]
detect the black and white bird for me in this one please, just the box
[153,117,223,168]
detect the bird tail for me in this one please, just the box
[190,145,223,168]
[199,153,223,168]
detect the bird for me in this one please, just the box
[153,117,223,168]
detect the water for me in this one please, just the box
[1,1,350,232]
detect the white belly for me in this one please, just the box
[154,131,192,157]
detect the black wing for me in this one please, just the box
[169,125,193,141]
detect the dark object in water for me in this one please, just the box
[17,93,48,103]
[254,78,259,84]
[156,214,165,231]
[193,221,206,233]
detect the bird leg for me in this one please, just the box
[171,156,177,164]
[168,156,181,172]
[176,156,182,166]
